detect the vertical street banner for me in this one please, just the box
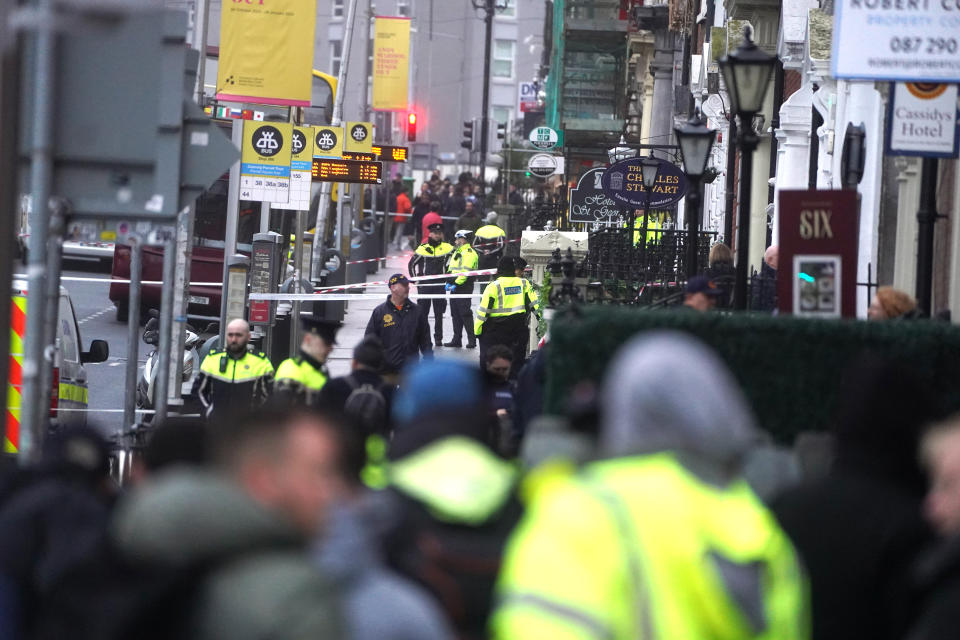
[372,17,410,111]
[216,0,317,106]
[240,121,293,203]
[272,126,314,211]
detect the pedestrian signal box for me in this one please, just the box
[312,159,383,184]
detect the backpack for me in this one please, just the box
[343,375,388,436]
[384,491,524,640]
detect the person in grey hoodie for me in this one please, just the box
[112,407,345,640]
[492,332,808,640]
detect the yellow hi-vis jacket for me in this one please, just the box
[491,452,809,640]
[629,214,661,247]
[447,243,479,286]
[274,351,329,406]
[474,276,540,336]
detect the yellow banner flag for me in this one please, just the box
[372,17,410,111]
[217,0,317,107]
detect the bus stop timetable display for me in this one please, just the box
[311,159,383,184]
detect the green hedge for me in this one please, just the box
[546,308,960,443]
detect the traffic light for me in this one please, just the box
[407,112,417,142]
[461,119,476,152]
[496,121,506,142]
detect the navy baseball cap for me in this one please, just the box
[388,273,410,286]
[686,275,724,296]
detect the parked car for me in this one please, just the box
[108,244,227,322]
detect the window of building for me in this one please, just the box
[493,39,514,78]
[330,40,342,77]
[491,106,511,126]
[397,0,409,16]
[499,0,516,17]
[333,0,344,18]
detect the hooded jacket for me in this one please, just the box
[112,470,342,640]
[600,331,762,479]
[492,333,807,640]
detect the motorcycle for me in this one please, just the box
[136,310,215,419]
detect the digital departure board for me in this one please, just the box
[341,152,377,161]
[312,158,383,184]
[372,145,409,163]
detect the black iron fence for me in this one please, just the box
[577,226,717,305]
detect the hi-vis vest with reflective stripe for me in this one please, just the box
[447,244,479,286]
[629,214,661,247]
[6,295,26,453]
[474,276,539,335]
[492,452,809,640]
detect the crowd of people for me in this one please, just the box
[4,318,960,639]
[2,173,957,639]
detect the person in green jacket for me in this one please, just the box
[113,406,346,640]
[274,317,342,406]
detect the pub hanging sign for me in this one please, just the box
[600,157,689,209]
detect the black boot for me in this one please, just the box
[443,340,462,348]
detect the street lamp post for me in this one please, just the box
[719,27,778,310]
[675,111,717,279]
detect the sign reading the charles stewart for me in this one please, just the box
[600,157,688,209]
[778,189,859,318]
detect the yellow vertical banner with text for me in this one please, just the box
[217,0,317,107]
[372,17,410,111]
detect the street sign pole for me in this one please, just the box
[19,0,57,461]
[154,230,177,424]
[123,236,143,429]
[311,0,360,282]
[220,119,244,343]
[289,208,306,355]
[166,205,194,411]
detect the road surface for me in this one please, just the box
[61,257,146,436]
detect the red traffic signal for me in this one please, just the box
[407,112,417,142]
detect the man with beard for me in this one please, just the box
[193,318,275,422]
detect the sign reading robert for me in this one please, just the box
[568,167,625,223]
[601,157,688,209]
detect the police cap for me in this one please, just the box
[427,222,444,232]
[496,256,516,276]
[301,317,342,344]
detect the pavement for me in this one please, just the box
[325,248,482,377]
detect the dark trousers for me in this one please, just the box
[478,313,527,378]
[415,295,446,341]
[449,283,475,346]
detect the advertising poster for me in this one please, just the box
[217,0,317,106]
[778,189,859,318]
[372,17,411,111]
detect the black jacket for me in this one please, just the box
[772,467,932,640]
[365,297,433,373]
[319,369,395,434]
